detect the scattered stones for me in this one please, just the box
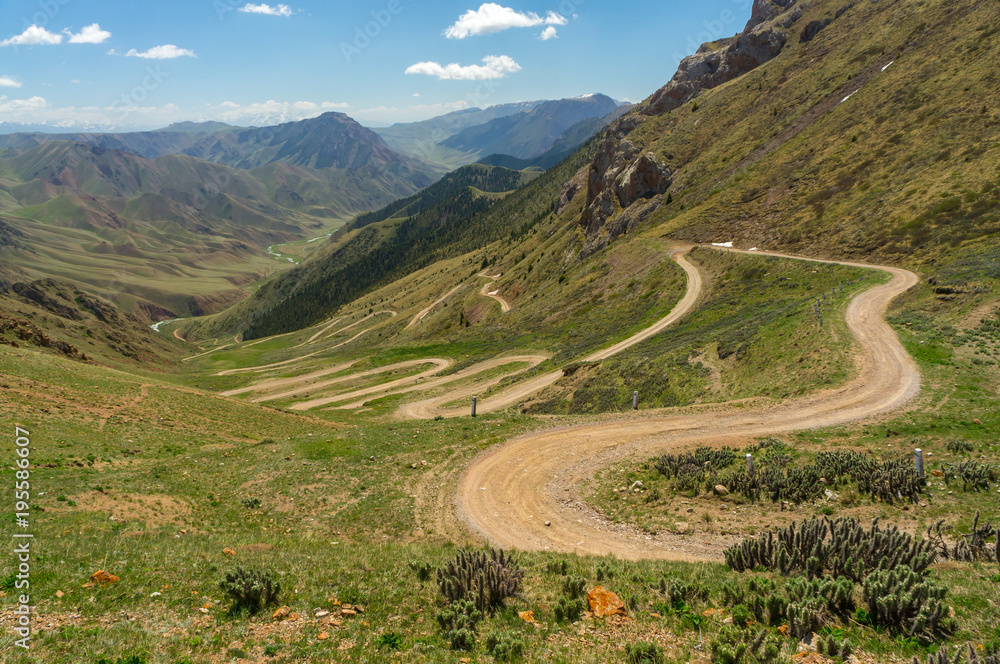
[714,485,729,496]
[587,586,626,618]
[674,521,691,534]
[315,610,330,618]
[544,521,551,527]
[272,605,290,621]
[630,480,644,490]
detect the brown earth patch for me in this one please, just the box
[49,491,192,528]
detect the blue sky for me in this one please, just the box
[0,0,756,129]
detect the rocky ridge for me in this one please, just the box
[576,0,803,257]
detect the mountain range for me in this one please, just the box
[0,95,628,320]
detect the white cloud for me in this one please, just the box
[125,44,196,59]
[445,3,567,39]
[239,3,293,17]
[405,55,520,81]
[0,96,48,114]
[66,23,111,44]
[1,25,63,47]
[208,99,348,125]
[539,26,557,40]
[0,76,23,88]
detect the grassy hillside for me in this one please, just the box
[582,0,1000,266]
[2,0,1000,662]
[199,155,590,340]
[0,138,434,319]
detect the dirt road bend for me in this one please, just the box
[458,253,919,560]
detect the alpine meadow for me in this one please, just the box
[1,0,1000,663]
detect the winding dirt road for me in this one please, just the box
[458,252,920,561]
[478,273,511,313]
[398,249,702,419]
[406,285,463,329]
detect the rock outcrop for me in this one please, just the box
[576,0,800,257]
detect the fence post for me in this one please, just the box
[471,396,477,418]
[747,452,754,473]
[632,391,638,410]
[915,448,924,478]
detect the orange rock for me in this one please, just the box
[90,570,119,585]
[341,608,357,617]
[272,605,290,621]
[222,548,236,555]
[587,586,626,618]
[519,610,536,623]
[932,470,944,477]
[317,632,329,641]
[777,624,789,636]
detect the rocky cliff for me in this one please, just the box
[577,0,802,257]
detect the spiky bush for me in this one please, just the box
[485,631,525,661]
[721,464,824,504]
[626,641,664,664]
[946,440,975,454]
[926,512,999,563]
[219,567,281,616]
[911,644,1000,664]
[437,548,523,613]
[943,460,996,492]
[437,598,482,651]
[816,633,853,660]
[861,565,955,642]
[786,576,855,618]
[409,560,434,582]
[710,626,782,664]
[814,450,868,483]
[853,456,926,504]
[554,574,587,622]
[659,576,709,606]
[721,577,786,626]
[724,517,935,581]
[653,446,739,478]
[787,596,824,640]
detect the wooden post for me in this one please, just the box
[471,396,477,417]
[632,391,638,410]
[747,453,754,473]
[915,448,924,478]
